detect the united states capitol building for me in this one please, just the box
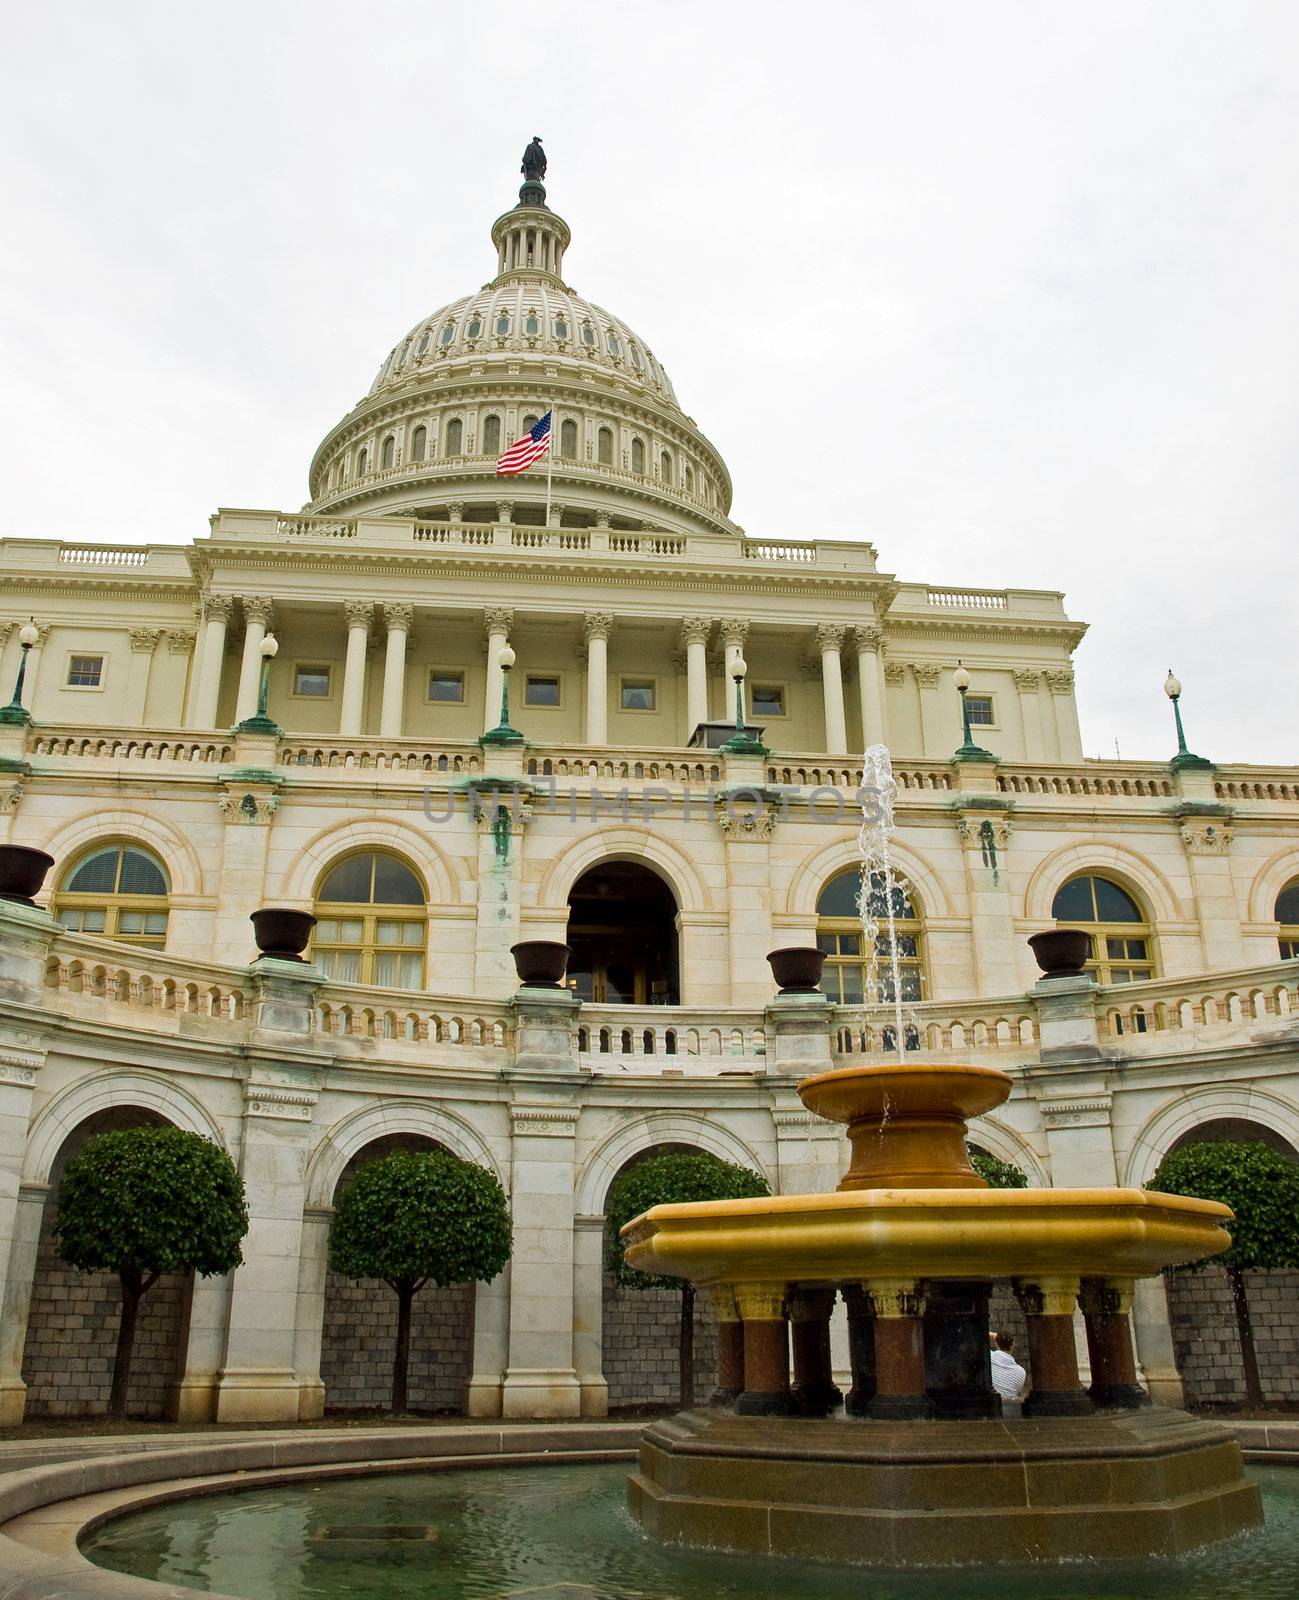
[1,150,1296,1427]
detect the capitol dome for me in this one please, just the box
[306,155,735,538]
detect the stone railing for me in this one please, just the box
[925,587,1009,610]
[1093,962,1299,1041]
[314,980,512,1051]
[997,762,1176,799]
[765,757,955,793]
[525,746,723,787]
[42,932,252,1022]
[275,516,357,540]
[577,1006,767,1071]
[831,999,1040,1061]
[58,546,150,567]
[1213,769,1299,804]
[741,539,817,563]
[28,729,235,764]
[281,737,482,774]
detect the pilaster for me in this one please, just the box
[715,760,777,1007]
[0,1049,42,1424]
[952,802,1018,994]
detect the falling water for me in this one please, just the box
[857,743,914,1066]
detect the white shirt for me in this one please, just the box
[990,1347,1027,1400]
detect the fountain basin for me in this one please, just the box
[621,1183,1231,1284]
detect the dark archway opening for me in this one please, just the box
[320,1134,476,1414]
[21,1107,191,1420]
[1168,1118,1297,1160]
[566,861,680,1004]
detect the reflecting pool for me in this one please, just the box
[83,1462,1299,1600]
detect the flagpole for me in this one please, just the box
[544,400,555,527]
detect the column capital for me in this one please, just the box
[865,1277,925,1318]
[787,1287,837,1322]
[1044,668,1075,694]
[203,593,236,624]
[718,617,749,648]
[814,623,848,653]
[734,1283,787,1322]
[883,660,906,686]
[911,661,943,687]
[343,600,374,633]
[165,628,197,654]
[582,611,614,643]
[1014,1275,1081,1318]
[1078,1276,1135,1318]
[484,606,514,636]
[128,627,162,655]
[495,500,514,523]
[853,624,885,653]
[679,616,712,646]
[709,1285,740,1322]
[447,502,464,522]
[1012,667,1043,691]
[384,602,414,633]
[242,597,276,629]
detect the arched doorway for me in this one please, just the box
[1168,1117,1297,1160]
[566,861,680,1004]
[319,1133,475,1414]
[21,1107,191,1419]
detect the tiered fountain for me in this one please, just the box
[624,748,1262,1566]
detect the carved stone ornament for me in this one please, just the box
[1045,669,1075,694]
[815,623,848,653]
[384,603,414,633]
[853,625,885,654]
[165,629,197,655]
[472,789,532,835]
[242,597,276,629]
[128,627,162,655]
[1039,1098,1112,1131]
[883,661,906,686]
[484,607,515,636]
[0,1049,42,1087]
[510,1105,580,1137]
[718,617,750,648]
[243,1086,317,1122]
[1012,668,1044,691]
[911,662,943,687]
[1181,821,1233,855]
[582,612,614,643]
[679,618,712,647]
[343,600,374,633]
[956,815,1012,850]
[0,781,22,814]
[714,793,777,840]
[218,789,280,825]
[203,593,236,624]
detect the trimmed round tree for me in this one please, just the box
[605,1151,769,1409]
[329,1150,512,1413]
[1149,1140,1299,1409]
[968,1146,1029,1188]
[55,1126,249,1420]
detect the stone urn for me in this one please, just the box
[0,845,55,907]
[766,946,825,994]
[511,940,570,988]
[250,907,316,963]
[1028,928,1091,980]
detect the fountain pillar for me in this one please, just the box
[842,1283,877,1415]
[865,1278,934,1419]
[788,1287,842,1415]
[734,1283,794,1416]
[1015,1277,1094,1417]
[709,1286,744,1405]
[1079,1277,1150,1410]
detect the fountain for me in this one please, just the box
[623,746,1262,1566]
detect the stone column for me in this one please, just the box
[501,1101,582,1418]
[1046,669,1083,762]
[788,1287,842,1415]
[465,1266,511,1418]
[865,1278,933,1418]
[496,500,514,525]
[0,1030,42,1425]
[572,1214,609,1417]
[287,1204,330,1422]
[1079,1277,1149,1410]
[582,613,612,746]
[842,1283,877,1416]
[338,600,373,736]
[192,594,234,729]
[1132,1276,1185,1407]
[853,626,887,749]
[815,624,849,755]
[1013,669,1043,760]
[735,1282,793,1415]
[126,628,161,723]
[380,603,413,737]
[718,618,749,722]
[483,607,514,734]
[681,618,711,736]
[710,1286,744,1405]
[912,662,944,755]
[1015,1276,1093,1416]
[235,598,275,724]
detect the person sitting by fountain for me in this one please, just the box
[989,1331,1027,1410]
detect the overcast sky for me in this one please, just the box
[2,2,1296,764]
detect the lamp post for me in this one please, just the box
[1164,670,1211,770]
[480,643,524,746]
[952,661,996,763]
[0,622,40,727]
[721,653,768,756]
[235,633,281,735]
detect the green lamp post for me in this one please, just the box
[1164,669,1211,770]
[235,633,282,736]
[480,643,524,747]
[721,653,768,757]
[0,622,40,727]
[952,661,997,763]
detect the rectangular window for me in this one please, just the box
[67,654,104,688]
[965,695,995,727]
[294,665,331,698]
[428,670,465,703]
[525,675,561,707]
[751,684,785,717]
[620,678,656,711]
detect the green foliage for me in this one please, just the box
[329,1150,511,1291]
[1148,1141,1299,1271]
[56,1126,248,1278]
[968,1146,1029,1189]
[605,1151,769,1291]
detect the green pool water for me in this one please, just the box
[83,1462,1299,1600]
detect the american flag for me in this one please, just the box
[496,411,552,476]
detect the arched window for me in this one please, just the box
[440,322,455,346]
[660,449,673,481]
[467,316,482,340]
[411,424,427,462]
[606,330,621,356]
[597,425,614,466]
[1051,874,1154,984]
[525,311,541,337]
[444,418,463,455]
[1277,877,1299,960]
[581,322,596,347]
[559,418,578,458]
[553,316,568,340]
[495,312,511,337]
[684,463,694,493]
[380,435,395,470]
[816,869,925,1004]
[54,844,170,948]
[631,436,646,474]
[482,414,501,455]
[629,343,642,370]
[313,852,425,989]
[357,446,369,476]
[416,331,430,356]
[522,414,539,435]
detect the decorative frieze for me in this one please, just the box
[243,1086,317,1122]
[510,1105,580,1137]
[1180,822,1233,855]
[1039,1098,1112,1131]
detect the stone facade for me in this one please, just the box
[1166,1267,1299,1409]
[319,1275,474,1413]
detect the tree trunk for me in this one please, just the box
[392,1282,415,1414]
[679,1281,695,1409]
[1227,1263,1264,1410]
[109,1267,145,1421]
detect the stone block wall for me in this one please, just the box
[602,1271,719,1408]
[320,1272,474,1412]
[1166,1265,1299,1408]
[21,1219,188,1419]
